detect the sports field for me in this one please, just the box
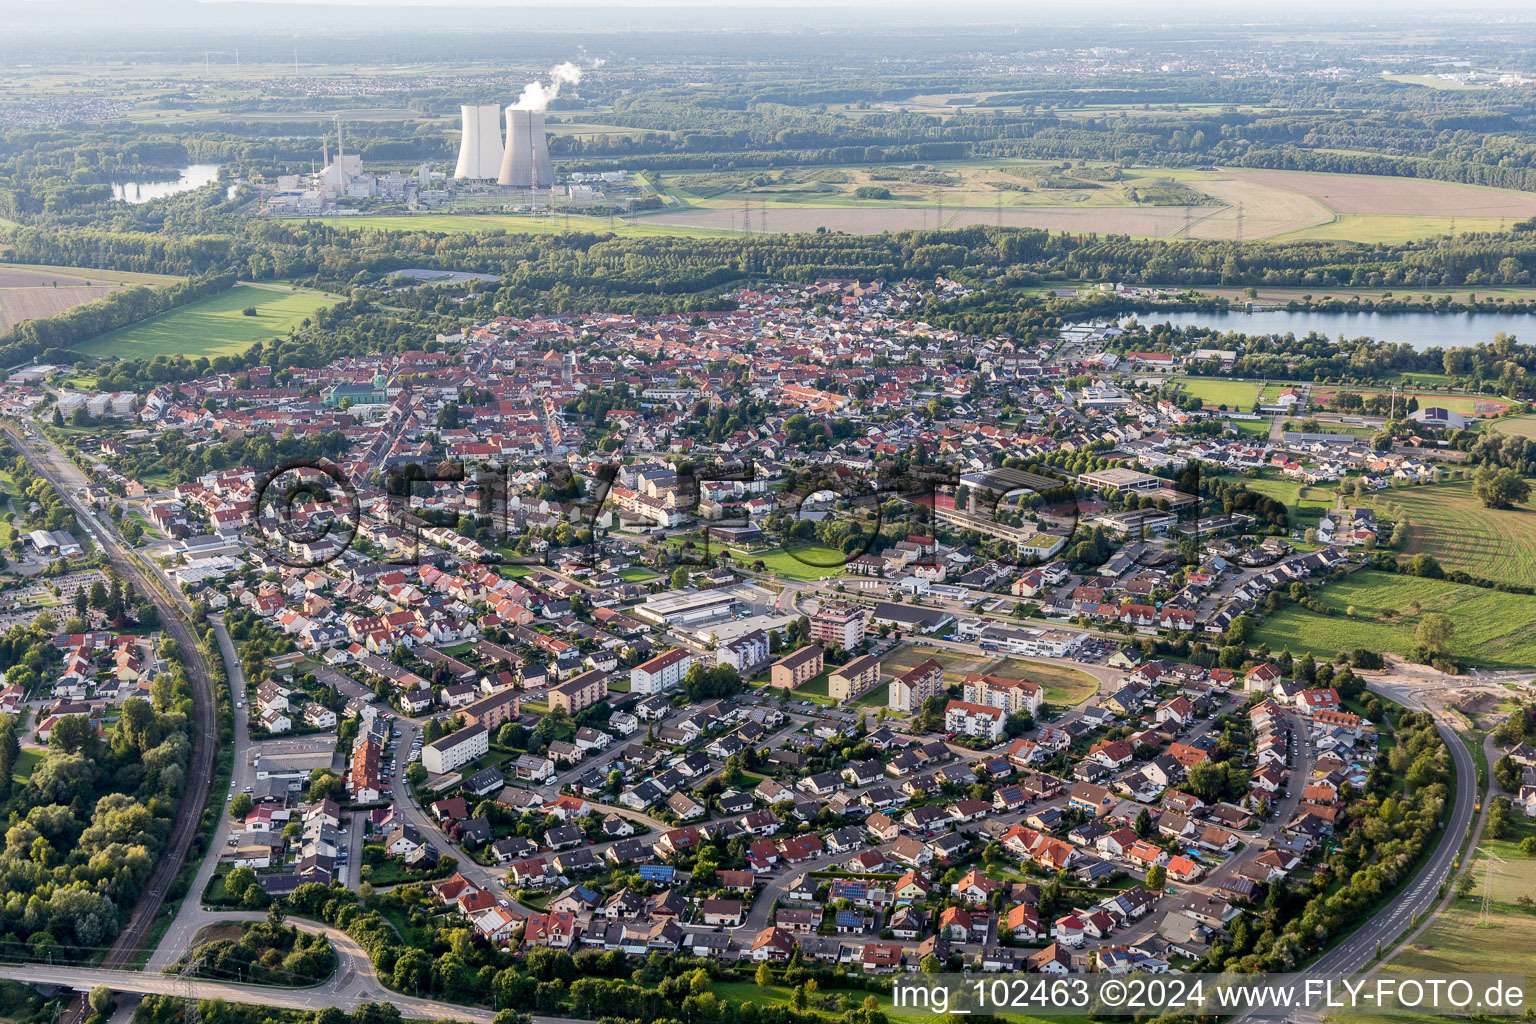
[1171,376,1264,409]
[1252,570,1536,669]
[1360,478,1536,587]
[1315,387,1508,417]
[72,283,336,360]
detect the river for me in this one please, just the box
[111,163,222,204]
[1103,308,1534,352]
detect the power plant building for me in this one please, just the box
[498,108,555,188]
[454,104,504,181]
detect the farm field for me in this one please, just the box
[1252,570,1536,669]
[1357,478,1536,587]
[983,656,1099,705]
[635,164,1536,242]
[0,263,182,333]
[72,283,336,360]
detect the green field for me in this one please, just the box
[1313,386,1507,417]
[754,544,848,581]
[1253,570,1536,669]
[985,656,1099,705]
[72,283,338,360]
[1172,376,1263,409]
[1491,414,1536,439]
[10,748,41,780]
[1359,478,1536,587]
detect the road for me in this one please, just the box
[2,421,220,968]
[146,616,251,972]
[1233,680,1479,1022]
[0,961,588,1024]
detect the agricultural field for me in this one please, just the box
[0,263,182,334]
[1252,570,1536,669]
[983,656,1099,705]
[1357,478,1536,587]
[72,283,336,360]
[636,163,1536,243]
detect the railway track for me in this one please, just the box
[1,423,218,968]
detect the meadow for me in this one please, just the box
[984,656,1099,705]
[1252,570,1536,669]
[72,283,336,360]
[1359,477,1536,587]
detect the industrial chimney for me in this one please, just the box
[455,104,503,180]
[498,108,554,188]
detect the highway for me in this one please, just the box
[1,422,220,969]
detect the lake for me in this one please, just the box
[1105,309,1536,352]
[112,163,221,204]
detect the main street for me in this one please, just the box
[1,421,221,968]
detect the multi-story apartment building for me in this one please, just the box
[888,658,944,712]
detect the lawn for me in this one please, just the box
[1252,570,1536,669]
[10,747,42,780]
[1491,414,1536,440]
[618,567,660,582]
[852,682,890,707]
[1171,376,1263,409]
[754,544,848,581]
[984,656,1100,705]
[1357,477,1536,587]
[71,283,337,360]
[792,669,834,704]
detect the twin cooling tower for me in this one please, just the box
[454,103,554,187]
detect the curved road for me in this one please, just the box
[2,422,219,968]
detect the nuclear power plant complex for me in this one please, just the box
[453,104,504,182]
[250,71,651,220]
[453,102,554,189]
[497,109,555,188]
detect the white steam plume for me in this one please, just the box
[511,61,583,111]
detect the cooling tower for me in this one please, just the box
[454,104,503,180]
[498,108,555,188]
